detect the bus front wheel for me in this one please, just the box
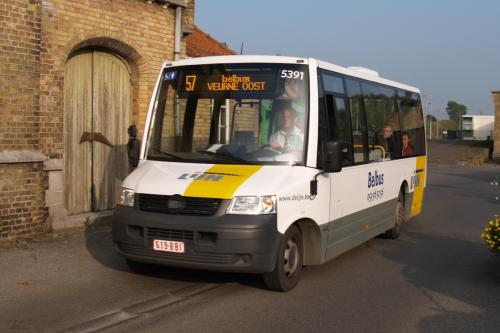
[263,225,303,292]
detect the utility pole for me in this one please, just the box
[428,101,432,140]
[427,118,431,140]
[422,94,428,140]
[426,117,429,140]
[435,118,438,140]
[431,119,434,140]
[431,118,436,140]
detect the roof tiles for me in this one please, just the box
[186,26,236,57]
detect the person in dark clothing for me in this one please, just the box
[383,125,401,159]
[127,125,140,167]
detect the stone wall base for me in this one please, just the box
[0,158,48,239]
[0,156,114,238]
[57,210,114,230]
[44,159,67,231]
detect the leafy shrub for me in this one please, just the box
[481,217,500,254]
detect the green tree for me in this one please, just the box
[446,101,467,129]
[426,114,437,122]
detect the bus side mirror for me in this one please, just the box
[127,125,140,168]
[324,141,342,173]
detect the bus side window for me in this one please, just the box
[317,94,328,168]
[319,72,353,167]
[398,91,425,156]
[362,82,400,161]
[346,78,368,164]
[325,94,353,166]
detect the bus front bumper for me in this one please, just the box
[112,205,282,273]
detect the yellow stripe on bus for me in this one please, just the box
[410,156,426,217]
[183,164,263,199]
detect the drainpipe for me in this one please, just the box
[174,5,182,145]
[225,99,230,142]
[174,6,182,60]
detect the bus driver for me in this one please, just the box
[269,106,304,153]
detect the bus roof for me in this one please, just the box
[165,55,420,93]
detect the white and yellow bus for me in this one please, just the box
[113,55,426,291]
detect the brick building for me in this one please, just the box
[0,0,199,238]
[186,25,236,57]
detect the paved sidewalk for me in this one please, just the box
[0,219,200,333]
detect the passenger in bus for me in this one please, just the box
[269,107,304,152]
[383,125,401,159]
[402,133,413,157]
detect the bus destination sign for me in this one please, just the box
[184,74,275,94]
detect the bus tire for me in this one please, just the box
[383,191,404,239]
[263,225,303,292]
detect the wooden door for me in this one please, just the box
[93,51,132,211]
[64,50,132,214]
[64,51,93,214]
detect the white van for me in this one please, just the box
[112,55,426,291]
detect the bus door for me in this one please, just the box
[325,94,360,255]
[320,73,373,259]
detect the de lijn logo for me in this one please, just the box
[177,171,240,182]
[410,172,422,190]
[368,170,384,188]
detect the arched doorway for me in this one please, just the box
[64,49,132,214]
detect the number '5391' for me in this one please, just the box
[281,70,304,80]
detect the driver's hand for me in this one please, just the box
[270,142,281,149]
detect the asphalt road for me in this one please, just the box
[1,163,500,333]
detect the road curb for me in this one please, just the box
[59,283,220,333]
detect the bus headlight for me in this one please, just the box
[120,188,135,207]
[227,195,276,215]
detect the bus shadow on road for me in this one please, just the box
[381,230,500,331]
[83,218,266,289]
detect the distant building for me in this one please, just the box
[492,92,500,160]
[461,115,494,140]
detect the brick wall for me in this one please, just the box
[0,162,48,239]
[192,99,212,151]
[0,1,46,239]
[0,0,42,151]
[39,0,194,159]
[0,0,194,238]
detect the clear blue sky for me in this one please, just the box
[196,0,500,119]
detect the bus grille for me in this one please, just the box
[118,243,236,265]
[146,227,194,240]
[138,194,222,216]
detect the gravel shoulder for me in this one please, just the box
[427,140,492,166]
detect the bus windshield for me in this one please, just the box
[146,63,309,165]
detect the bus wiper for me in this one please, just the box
[197,150,254,164]
[149,148,184,160]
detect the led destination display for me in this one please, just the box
[183,73,276,94]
